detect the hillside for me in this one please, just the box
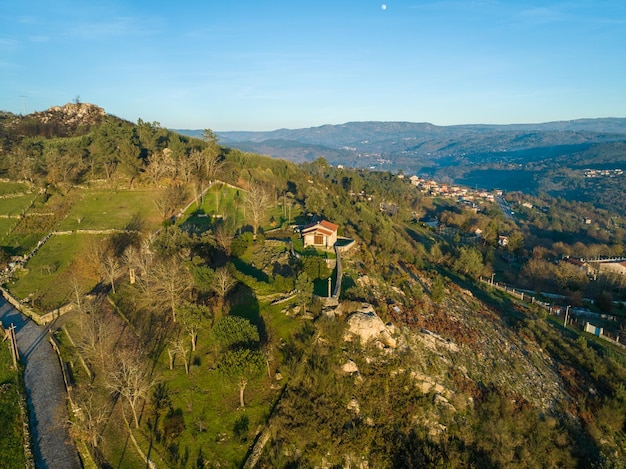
[204,119,626,169]
[179,119,626,215]
[1,104,626,468]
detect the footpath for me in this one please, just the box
[0,298,81,469]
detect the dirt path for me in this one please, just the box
[0,299,82,469]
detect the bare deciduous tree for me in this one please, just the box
[101,252,122,294]
[176,150,195,184]
[69,273,86,320]
[69,386,109,449]
[521,257,552,290]
[214,223,233,255]
[124,241,153,279]
[148,257,194,322]
[107,350,154,429]
[188,134,223,208]
[188,149,205,208]
[167,337,189,374]
[80,302,117,370]
[153,184,187,220]
[244,183,271,239]
[201,129,223,182]
[144,148,175,186]
[213,265,237,317]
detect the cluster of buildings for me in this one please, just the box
[407,175,501,202]
[562,255,626,278]
[584,168,623,178]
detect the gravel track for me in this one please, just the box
[0,299,82,469]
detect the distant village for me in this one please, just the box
[403,173,626,280]
[584,168,623,178]
[341,173,501,215]
[403,174,501,202]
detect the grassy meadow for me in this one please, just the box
[0,194,36,217]
[6,186,176,313]
[182,183,301,234]
[0,185,37,242]
[0,181,31,196]
[10,233,105,311]
[57,188,167,231]
[0,217,19,238]
[0,342,27,469]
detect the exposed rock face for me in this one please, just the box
[344,303,396,348]
[341,359,359,374]
[347,397,360,414]
[26,102,107,135]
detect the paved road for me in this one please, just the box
[496,196,514,221]
[0,299,82,469]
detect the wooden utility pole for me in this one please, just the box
[7,323,19,369]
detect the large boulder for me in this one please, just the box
[341,359,359,374]
[344,303,396,348]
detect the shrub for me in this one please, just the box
[231,234,252,257]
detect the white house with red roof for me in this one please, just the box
[301,220,339,248]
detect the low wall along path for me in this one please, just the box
[0,298,81,469]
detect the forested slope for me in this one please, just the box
[0,104,625,468]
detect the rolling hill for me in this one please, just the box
[1,103,625,467]
[176,118,626,214]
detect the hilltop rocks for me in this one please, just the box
[38,102,106,125]
[25,102,107,135]
[344,303,396,348]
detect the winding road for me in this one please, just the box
[0,299,81,469]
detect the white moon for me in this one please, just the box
[381,4,387,10]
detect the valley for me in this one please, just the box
[0,104,625,468]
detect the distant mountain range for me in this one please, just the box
[3,103,625,212]
[175,118,626,213]
[175,118,626,173]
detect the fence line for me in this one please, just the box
[479,277,625,349]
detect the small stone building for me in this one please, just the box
[302,220,338,249]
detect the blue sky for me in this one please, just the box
[1,1,625,130]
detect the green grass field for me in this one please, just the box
[0,194,36,216]
[181,184,245,232]
[182,183,300,234]
[0,217,19,238]
[0,181,31,196]
[10,233,105,311]
[57,189,167,231]
[143,298,295,467]
[0,343,27,469]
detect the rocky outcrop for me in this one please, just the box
[341,359,359,374]
[36,102,105,125]
[344,303,396,348]
[24,102,108,136]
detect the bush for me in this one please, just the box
[231,233,253,257]
[162,408,186,441]
[430,274,445,304]
[233,413,249,442]
[302,256,331,280]
[272,274,295,292]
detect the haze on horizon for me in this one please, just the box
[1,0,625,131]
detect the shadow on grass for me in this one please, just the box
[231,258,270,283]
[228,283,268,344]
[313,275,334,297]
